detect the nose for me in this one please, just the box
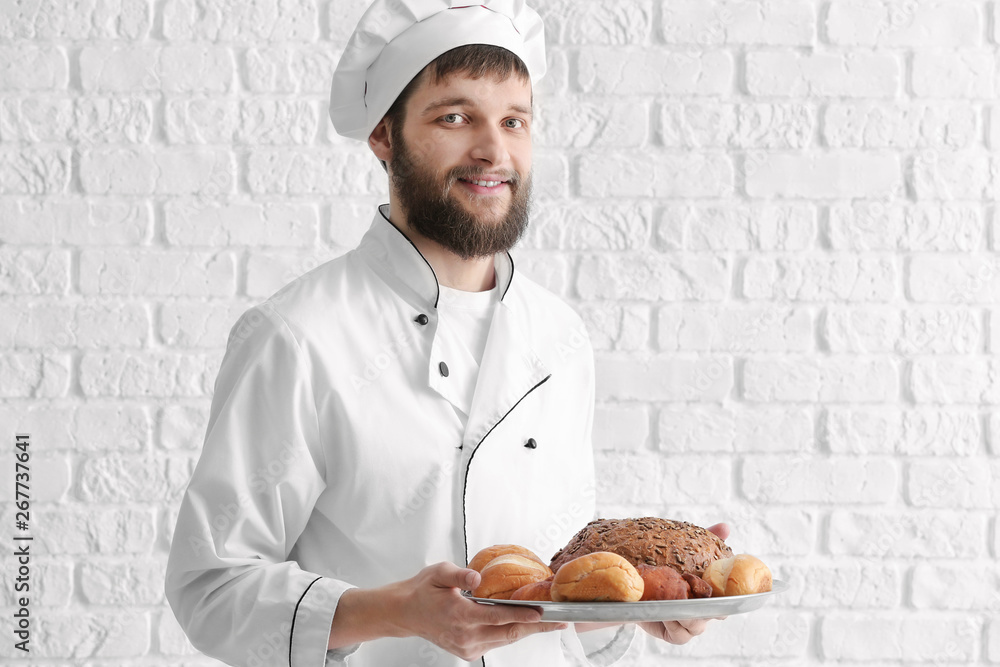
[469,123,510,166]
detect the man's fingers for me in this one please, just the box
[659,620,699,644]
[436,621,567,661]
[481,621,567,648]
[428,561,480,591]
[409,562,569,661]
[665,618,709,644]
[677,618,709,636]
[706,522,731,541]
[641,617,715,645]
[471,601,544,626]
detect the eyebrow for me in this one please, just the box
[420,96,533,117]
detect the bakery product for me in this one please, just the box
[636,564,688,601]
[468,544,545,573]
[510,577,553,602]
[550,552,644,602]
[682,572,713,599]
[550,517,733,578]
[635,565,714,600]
[472,554,553,600]
[702,554,772,597]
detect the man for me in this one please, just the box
[165,1,725,665]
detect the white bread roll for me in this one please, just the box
[703,554,772,596]
[468,544,545,573]
[472,554,553,599]
[550,552,644,602]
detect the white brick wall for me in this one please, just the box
[0,0,996,664]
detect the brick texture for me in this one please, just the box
[2,0,995,664]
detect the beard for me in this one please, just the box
[388,124,533,260]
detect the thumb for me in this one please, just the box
[707,522,731,541]
[428,561,481,591]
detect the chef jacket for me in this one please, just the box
[165,205,635,666]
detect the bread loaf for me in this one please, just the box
[550,518,733,578]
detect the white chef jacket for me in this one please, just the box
[165,205,635,667]
[435,282,497,422]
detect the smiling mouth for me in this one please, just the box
[459,178,508,188]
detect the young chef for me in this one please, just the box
[165,1,725,664]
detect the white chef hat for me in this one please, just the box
[329,0,546,142]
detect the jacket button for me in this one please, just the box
[524,438,537,449]
[439,361,449,377]
[415,314,429,325]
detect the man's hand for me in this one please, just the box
[638,618,714,644]
[638,521,731,645]
[396,562,568,660]
[706,522,730,541]
[329,561,567,660]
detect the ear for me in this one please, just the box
[368,118,392,163]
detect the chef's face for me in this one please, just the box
[385,71,534,259]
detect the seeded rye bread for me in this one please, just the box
[550,517,733,578]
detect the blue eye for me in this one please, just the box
[443,114,463,124]
[505,118,525,129]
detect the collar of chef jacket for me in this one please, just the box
[358,204,515,308]
[355,204,550,449]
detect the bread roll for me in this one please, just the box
[472,554,553,600]
[469,544,545,573]
[702,554,772,597]
[550,517,733,578]
[510,577,553,602]
[636,564,688,601]
[681,572,712,599]
[550,552,644,602]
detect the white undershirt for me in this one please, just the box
[435,281,498,422]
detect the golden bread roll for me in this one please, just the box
[550,517,732,578]
[702,554,772,597]
[550,552,644,602]
[472,554,553,600]
[469,544,545,573]
[510,577,553,602]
